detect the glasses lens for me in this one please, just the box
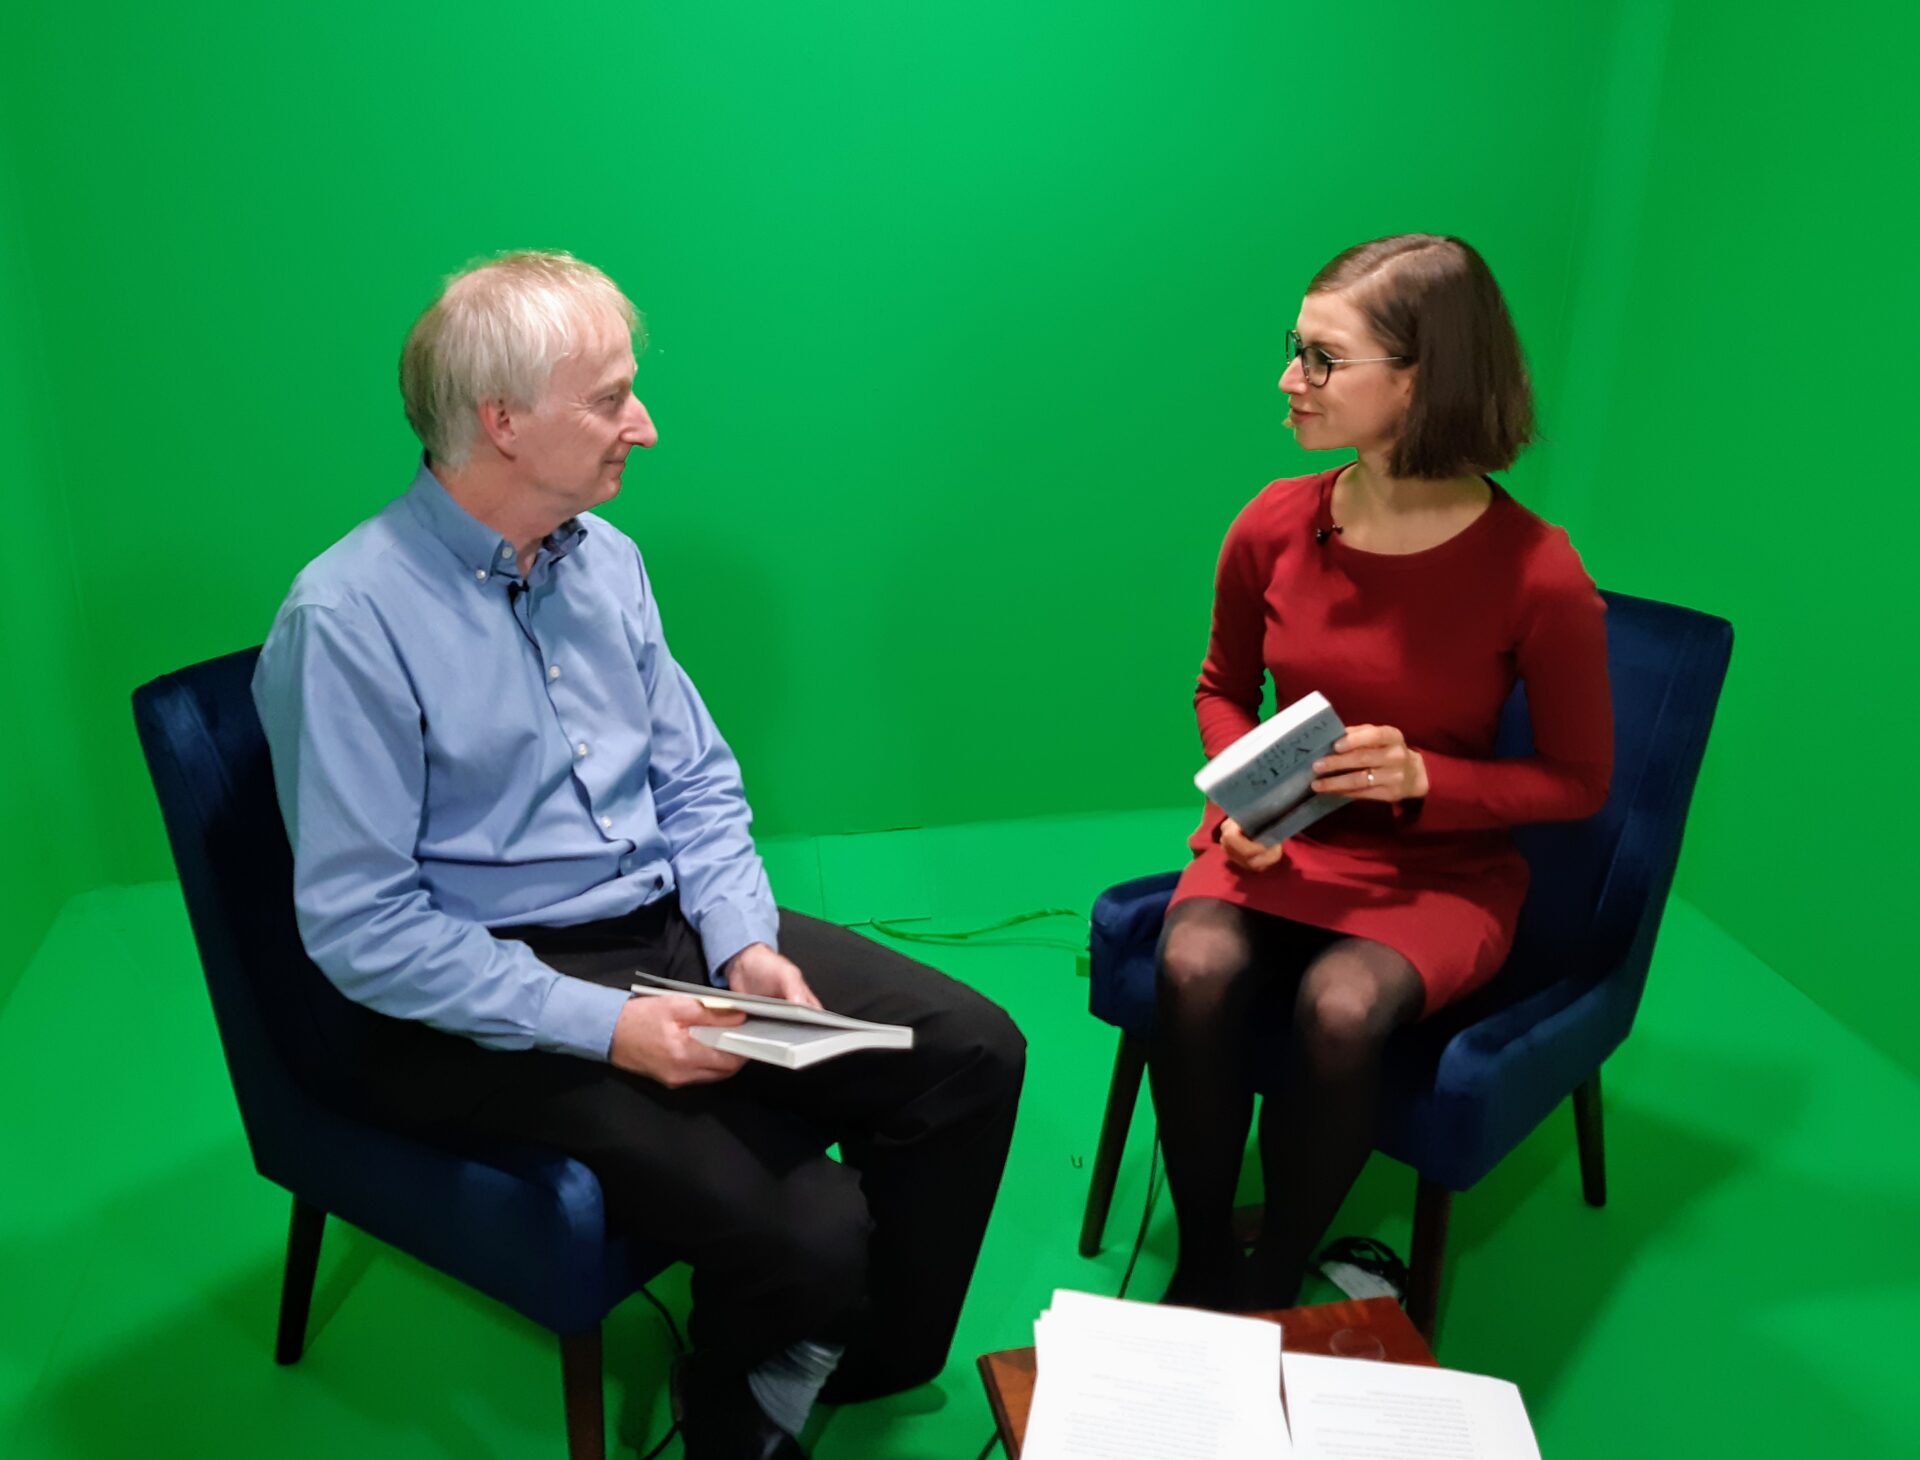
[1287,333,1329,386]
[1287,331,1319,384]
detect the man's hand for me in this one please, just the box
[608,995,749,1088]
[1221,816,1287,873]
[723,942,824,1009]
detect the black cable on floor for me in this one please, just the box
[868,908,1087,951]
[635,1419,679,1460]
[1115,1134,1164,1302]
[639,1281,688,1355]
[971,1131,1166,1457]
[633,1283,688,1460]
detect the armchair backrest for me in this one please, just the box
[132,648,387,1171]
[1494,590,1733,995]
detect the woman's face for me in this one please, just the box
[1280,290,1414,461]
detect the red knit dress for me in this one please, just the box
[1172,468,1614,1015]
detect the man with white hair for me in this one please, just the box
[253,251,1026,1460]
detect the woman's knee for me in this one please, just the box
[1294,951,1421,1060]
[1156,912,1256,999]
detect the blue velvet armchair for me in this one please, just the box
[133,647,670,1460]
[1077,590,1733,1343]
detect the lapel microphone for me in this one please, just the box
[1314,525,1344,545]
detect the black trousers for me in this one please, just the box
[357,898,1027,1388]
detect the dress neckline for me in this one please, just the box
[1314,465,1506,566]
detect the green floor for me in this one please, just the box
[3,808,1915,1457]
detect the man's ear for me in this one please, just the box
[475,398,518,458]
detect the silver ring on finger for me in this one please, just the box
[1366,768,1376,786]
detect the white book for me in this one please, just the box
[626,972,914,1070]
[1194,691,1349,847]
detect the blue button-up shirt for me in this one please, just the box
[252,464,780,1062]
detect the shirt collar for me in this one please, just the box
[401,459,590,585]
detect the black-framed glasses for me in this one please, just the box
[1285,328,1407,387]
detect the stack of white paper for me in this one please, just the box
[1284,1351,1541,1459]
[1023,1290,1290,1459]
[1016,1290,1544,1460]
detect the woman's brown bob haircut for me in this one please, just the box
[1310,234,1533,480]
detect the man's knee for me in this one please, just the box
[924,987,1027,1116]
[752,1162,873,1314]
[974,996,1027,1089]
[683,1160,871,1362]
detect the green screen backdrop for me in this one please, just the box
[1538,0,1920,1079]
[4,1,1912,1076]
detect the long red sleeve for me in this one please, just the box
[1410,548,1613,833]
[1194,504,1273,759]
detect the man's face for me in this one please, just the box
[509,321,658,519]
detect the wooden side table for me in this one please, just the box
[975,1297,1435,1457]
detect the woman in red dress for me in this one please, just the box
[1155,235,1614,1310]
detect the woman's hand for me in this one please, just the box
[1221,816,1287,872]
[1311,724,1430,803]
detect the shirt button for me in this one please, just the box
[576,742,589,758]
[600,816,613,830]
[548,665,562,681]
[474,568,488,582]
[499,545,513,560]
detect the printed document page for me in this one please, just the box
[1283,1351,1541,1459]
[1022,1290,1291,1459]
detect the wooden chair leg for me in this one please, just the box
[1407,1177,1452,1348]
[275,1196,326,1365]
[1573,1068,1607,1207]
[559,1327,606,1460]
[1079,1032,1149,1257]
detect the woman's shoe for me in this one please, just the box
[1158,1262,1239,1311]
[1234,1246,1303,1314]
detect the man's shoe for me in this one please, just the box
[672,1355,807,1460]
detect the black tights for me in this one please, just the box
[1146,897,1425,1309]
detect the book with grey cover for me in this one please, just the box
[627,971,914,1070]
[1193,690,1349,847]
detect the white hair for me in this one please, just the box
[400,250,642,467]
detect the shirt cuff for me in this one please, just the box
[533,971,634,1062]
[696,900,782,984]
